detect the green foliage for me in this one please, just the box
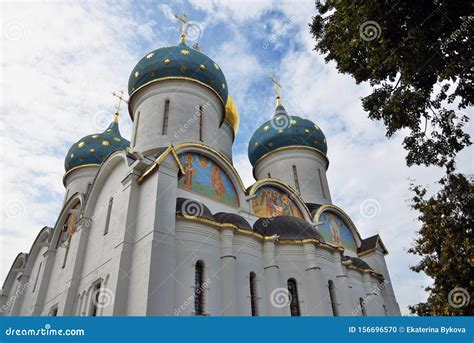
[310,0,472,171]
[408,174,473,316]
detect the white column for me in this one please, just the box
[220,228,237,315]
[303,243,332,315]
[10,273,30,315]
[333,251,352,316]
[263,239,284,316]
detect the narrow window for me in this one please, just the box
[194,260,205,315]
[328,280,339,316]
[267,172,271,178]
[359,297,367,316]
[287,278,300,316]
[90,282,101,316]
[199,105,204,141]
[32,262,43,293]
[292,165,300,194]
[383,304,388,316]
[249,272,258,316]
[50,305,58,316]
[162,100,170,135]
[104,197,113,235]
[318,169,327,199]
[132,111,140,147]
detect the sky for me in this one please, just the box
[1,0,472,315]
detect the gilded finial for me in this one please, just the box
[175,13,191,44]
[268,74,282,106]
[112,90,128,121]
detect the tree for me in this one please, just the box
[310,1,474,315]
[310,0,472,172]
[408,174,473,316]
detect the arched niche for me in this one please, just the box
[51,193,84,250]
[313,205,362,252]
[174,143,245,208]
[247,179,311,221]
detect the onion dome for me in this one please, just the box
[128,43,228,105]
[253,216,325,241]
[248,103,327,166]
[224,96,239,135]
[214,212,252,231]
[64,113,130,173]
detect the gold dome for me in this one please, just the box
[225,96,239,135]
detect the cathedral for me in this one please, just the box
[1,20,401,317]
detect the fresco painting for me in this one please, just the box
[252,185,303,219]
[318,211,357,251]
[178,152,239,207]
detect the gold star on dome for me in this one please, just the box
[290,119,297,125]
[268,142,273,147]
[181,49,190,55]
[263,125,270,132]
[164,59,171,64]
[304,129,310,134]
[254,142,259,146]
[146,52,154,59]
[114,137,121,142]
[180,66,187,74]
[78,142,85,148]
[314,124,320,130]
[90,148,95,153]
[102,141,109,146]
[134,71,139,78]
[278,129,284,134]
[199,64,205,71]
[213,63,219,70]
[222,83,225,89]
[92,135,99,139]
[70,153,74,158]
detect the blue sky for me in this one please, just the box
[1,0,473,315]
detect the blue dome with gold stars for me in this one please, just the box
[248,105,327,166]
[128,43,228,105]
[64,114,130,173]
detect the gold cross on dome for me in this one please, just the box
[112,90,128,115]
[268,74,282,106]
[174,13,197,44]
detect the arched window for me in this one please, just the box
[162,100,170,135]
[90,282,102,316]
[383,304,388,316]
[249,272,258,316]
[194,260,205,315]
[199,105,204,141]
[328,280,339,316]
[359,297,367,316]
[287,278,300,316]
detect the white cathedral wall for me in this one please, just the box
[129,80,226,156]
[217,122,234,162]
[62,166,99,204]
[18,246,48,315]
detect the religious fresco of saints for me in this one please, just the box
[177,152,239,207]
[252,185,303,219]
[318,212,357,251]
[58,202,81,248]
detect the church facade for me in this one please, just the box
[0,27,401,317]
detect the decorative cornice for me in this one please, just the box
[138,146,185,184]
